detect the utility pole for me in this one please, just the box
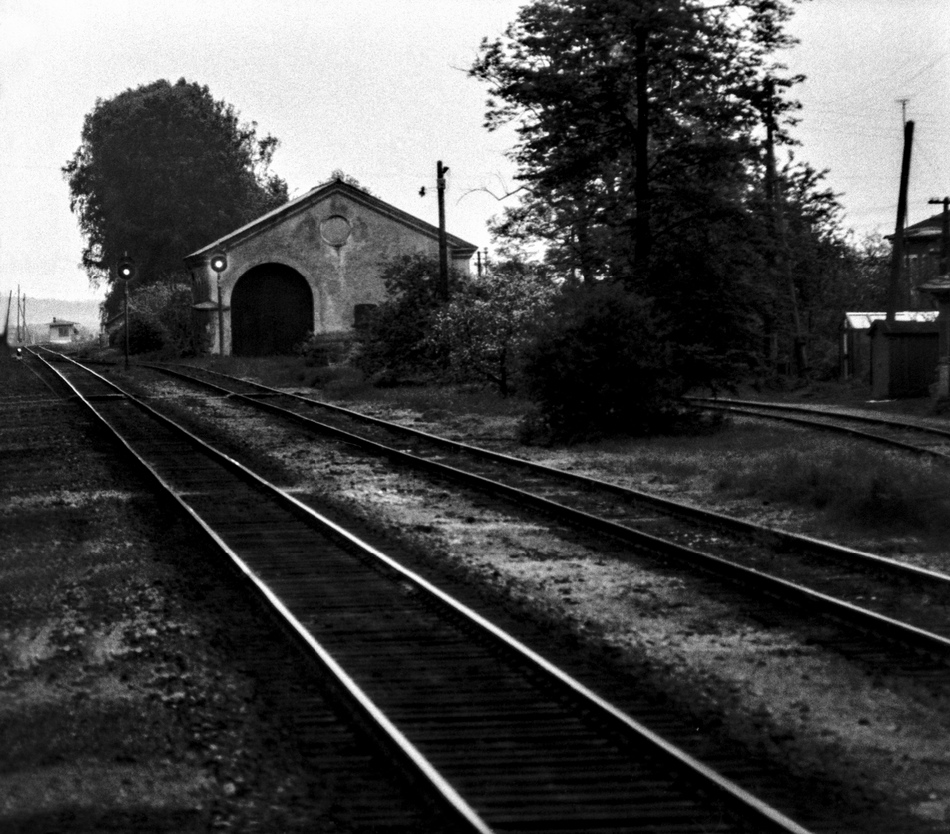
[437,160,450,300]
[897,97,910,126]
[886,120,915,322]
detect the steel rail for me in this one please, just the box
[140,362,950,660]
[688,396,950,459]
[691,395,950,437]
[29,350,492,834]
[32,349,815,834]
[149,364,950,588]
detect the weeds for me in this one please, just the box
[715,443,950,539]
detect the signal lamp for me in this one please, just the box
[210,252,228,273]
[117,254,136,281]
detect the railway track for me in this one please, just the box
[132,362,950,673]
[688,395,950,460]
[27,349,815,833]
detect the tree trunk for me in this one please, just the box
[632,27,652,280]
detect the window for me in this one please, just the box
[353,304,378,329]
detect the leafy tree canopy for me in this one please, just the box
[472,0,802,289]
[430,260,558,396]
[63,78,288,315]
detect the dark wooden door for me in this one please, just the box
[890,334,938,397]
[231,265,313,356]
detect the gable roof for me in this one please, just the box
[185,178,478,265]
[886,211,947,242]
[906,212,945,233]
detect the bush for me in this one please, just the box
[295,332,353,367]
[429,260,556,396]
[519,281,687,443]
[113,280,207,357]
[353,254,456,381]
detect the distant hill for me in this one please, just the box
[12,298,103,331]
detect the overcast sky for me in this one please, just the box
[1,0,948,303]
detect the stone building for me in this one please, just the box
[184,177,478,356]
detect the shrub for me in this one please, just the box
[113,280,206,357]
[430,260,557,396]
[353,254,458,381]
[519,281,687,443]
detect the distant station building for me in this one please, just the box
[184,177,478,356]
[47,317,79,345]
[892,211,948,295]
[865,209,950,399]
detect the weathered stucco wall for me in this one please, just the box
[189,184,474,355]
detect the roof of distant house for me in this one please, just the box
[844,311,938,330]
[886,211,947,242]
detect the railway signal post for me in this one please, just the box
[116,253,136,370]
[209,251,228,356]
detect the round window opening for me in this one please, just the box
[320,215,352,247]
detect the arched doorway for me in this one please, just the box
[231,264,314,355]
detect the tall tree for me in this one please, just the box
[64,78,288,316]
[471,0,801,292]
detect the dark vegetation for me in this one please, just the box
[350,0,901,443]
[713,436,950,547]
[113,283,209,358]
[64,78,288,323]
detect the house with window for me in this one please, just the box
[887,211,948,304]
[47,318,79,345]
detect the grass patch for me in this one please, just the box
[715,443,950,539]
[175,356,528,420]
[558,421,796,483]
[345,385,529,420]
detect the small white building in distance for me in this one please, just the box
[47,317,79,345]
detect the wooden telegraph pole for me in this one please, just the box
[437,161,449,301]
[886,120,914,322]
